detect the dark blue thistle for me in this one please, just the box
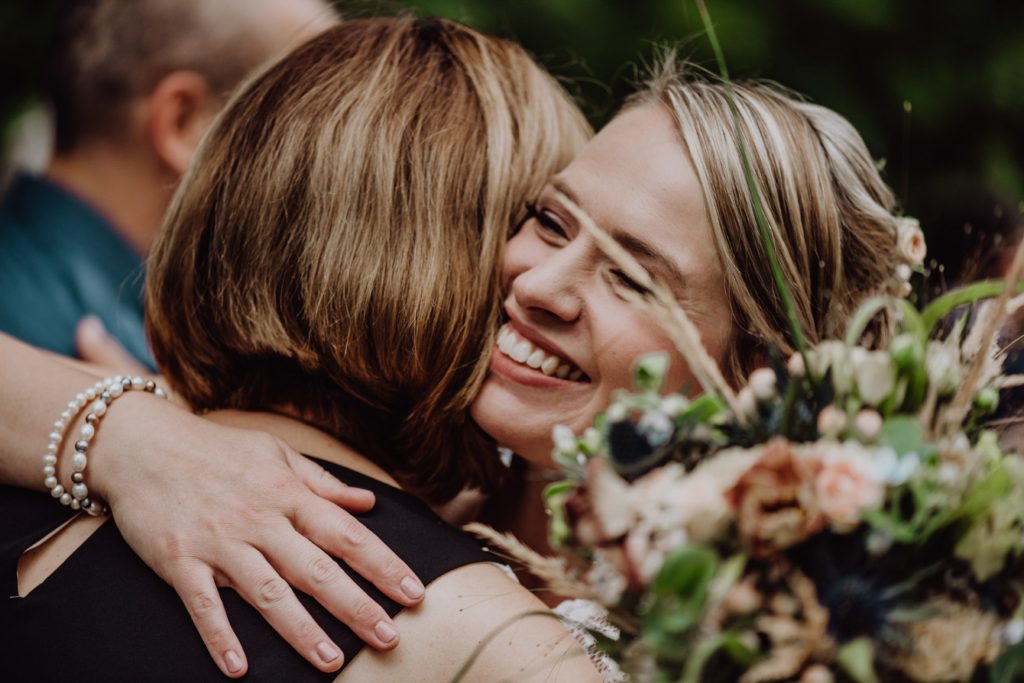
[607,418,666,478]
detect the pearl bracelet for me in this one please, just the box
[44,375,167,516]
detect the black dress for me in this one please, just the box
[0,458,492,682]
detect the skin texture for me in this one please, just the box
[18,410,600,683]
[472,103,733,464]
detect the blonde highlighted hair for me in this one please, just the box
[631,61,901,383]
[146,17,591,502]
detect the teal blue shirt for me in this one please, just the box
[0,174,155,369]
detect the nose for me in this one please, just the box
[509,244,584,324]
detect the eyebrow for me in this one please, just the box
[550,177,687,287]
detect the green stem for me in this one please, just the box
[920,280,1024,333]
[694,0,809,367]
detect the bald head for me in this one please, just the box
[47,0,336,153]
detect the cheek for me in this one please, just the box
[595,312,682,387]
[596,308,730,397]
[502,226,547,288]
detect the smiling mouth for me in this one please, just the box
[495,323,590,382]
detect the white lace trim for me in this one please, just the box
[553,599,627,683]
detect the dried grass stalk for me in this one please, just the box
[553,190,742,415]
[463,522,593,600]
[943,238,1024,435]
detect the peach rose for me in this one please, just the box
[815,443,886,532]
[725,438,825,554]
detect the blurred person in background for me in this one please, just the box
[0,0,335,370]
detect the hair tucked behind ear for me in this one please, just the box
[146,17,591,502]
[630,59,903,384]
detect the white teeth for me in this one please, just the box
[511,341,531,363]
[496,324,585,382]
[498,332,515,354]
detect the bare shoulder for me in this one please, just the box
[340,562,602,682]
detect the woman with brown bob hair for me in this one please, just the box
[2,16,600,681]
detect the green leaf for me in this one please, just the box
[881,416,924,455]
[680,631,758,683]
[920,280,1024,333]
[634,353,670,392]
[651,545,718,598]
[679,393,725,424]
[990,639,1024,683]
[837,637,880,683]
[921,462,1014,540]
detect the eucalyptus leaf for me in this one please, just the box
[837,637,880,683]
[881,416,924,455]
[651,545,717,599]
[635,353,670,392]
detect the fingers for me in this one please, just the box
[74,315,149,375]
[226,546,346,672]
[260,530,401,651]
[172,563,248,678]
[295,497,425,609]
[289,450,375,513]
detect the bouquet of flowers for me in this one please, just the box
[462,193,1024,681]
[535,285,1024,683]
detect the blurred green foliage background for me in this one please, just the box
[2,0,1022,279]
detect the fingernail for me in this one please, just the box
[79,315,104,340]
[400,575,424,600]
[317,640,342,663]
[375,620,398,643]
[224,649,243,673]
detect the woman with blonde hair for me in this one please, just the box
[0,37,911,681]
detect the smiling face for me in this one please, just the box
[470,103,733,465]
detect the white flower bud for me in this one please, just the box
[854,408,883,442]
[853,350,896,406]
[896,216,927,267]
[659,394,689,417]
[817,405,846,436]
[736,386,757,418]
[748,367,777,401]
[552,425,577,453]
[786,352,805,377]
[606,402,628,422]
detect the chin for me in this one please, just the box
[471,382,559,468]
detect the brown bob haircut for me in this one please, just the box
[146,17,591,502]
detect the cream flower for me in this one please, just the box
[853,350,896,406]
[896,216,927,267]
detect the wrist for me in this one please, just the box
[58,379,174,506]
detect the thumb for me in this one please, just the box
[76,315,149,375]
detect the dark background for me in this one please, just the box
[2,0,1022,284]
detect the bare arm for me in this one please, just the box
[0,332,426,677]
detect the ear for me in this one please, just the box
[145,70,216,176]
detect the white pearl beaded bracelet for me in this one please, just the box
[44,375,167,516]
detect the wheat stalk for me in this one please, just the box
[942,238,1024,435]
[463,522,593,600]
